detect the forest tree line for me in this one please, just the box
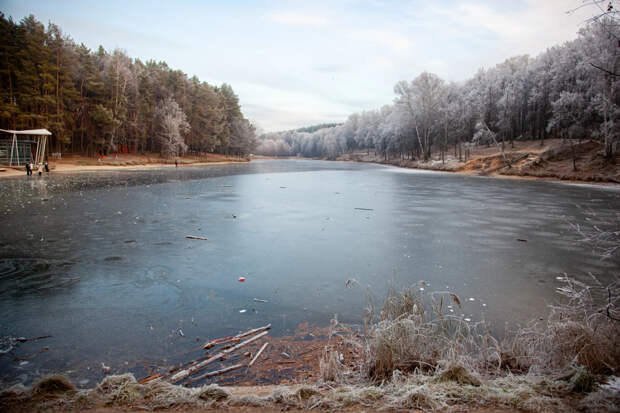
[0,14,257,157]
[256,19,619,160]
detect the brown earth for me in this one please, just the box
[136,323,360,388]
[337,139,620,186]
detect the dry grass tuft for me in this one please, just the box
[228,393,268,407]
[266,387,301,407]
[97,373,143,406]
[198,384,230,402]
[506,276,620,375]
[0,384,28,410]
[436,363,482,386]
[31,375,76,398]
[320,349,346,382]
[389,385,442,410]
[143,379,199,409]
[319,317,352,383]
[579,376,620,413]
[296,385,320,400]
[364,287,499,381]
[570,367,596,393]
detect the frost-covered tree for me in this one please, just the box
[155,97,189,157]
[394,72,446,160]
[255,17,620,159]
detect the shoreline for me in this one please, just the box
[0,158,249,179]
[343,157,620,188]
[329,139,620,188]
[2,146,618,189]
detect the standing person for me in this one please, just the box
[44,162,49,173]
[25,163,30,176]
[175,159,178,167]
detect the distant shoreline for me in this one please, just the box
[336,157,620,188]
[329,138,620,188]
[2,147,619,189]
[0,153,249,179]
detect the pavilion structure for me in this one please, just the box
[0,129,51,167]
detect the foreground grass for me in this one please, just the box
[1,371,619,412]
[1,274,618,412]
[2,280,619,412]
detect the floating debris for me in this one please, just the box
[185,235,207,240]
[253,298,268,303]
[101,362,111,373]
[345,279,358,288]
[248,342,269,367]
[516,238,527,242]
[354,207,374,211]
[239,309,247,313]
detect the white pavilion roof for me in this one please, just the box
[0,128,52,136]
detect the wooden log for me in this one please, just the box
[296,347,318,357]
[138,374,164,384]
[185,235,208,240]
[184,363,244,385]
[203,324,271,349]
[168,353,212,375]
[248,342,269,367]
[170,330,268,383]
[202,335,235,349]
[234,324,271,340]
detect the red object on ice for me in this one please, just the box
[238,277,246,282]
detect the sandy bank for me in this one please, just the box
[336,139,620,187]
[0,153,249,178]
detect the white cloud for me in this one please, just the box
[266,11,328,26]
[430,0,592,56]
[348,29,411,53]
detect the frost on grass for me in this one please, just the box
[31,374,76,397]
[198,383,230,402]
[1,278,618,412]
[436,363,482,386]
[506,276,620,375]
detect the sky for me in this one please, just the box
[1,0,595,132]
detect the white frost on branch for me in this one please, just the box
[156,97,190,157]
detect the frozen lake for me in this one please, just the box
[1,159,619,386]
